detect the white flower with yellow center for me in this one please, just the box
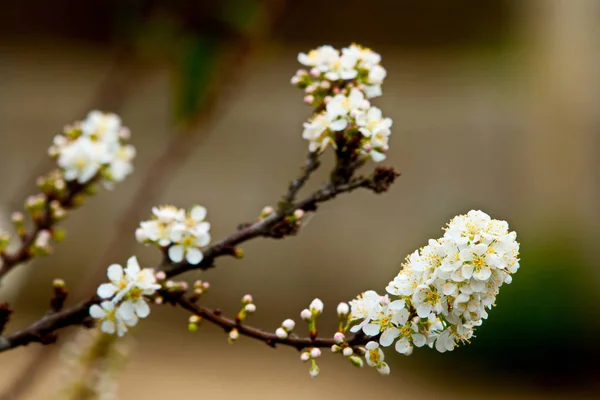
[89,301,136,337]
[58,136,110,184]
[364,341,390,375]
[80,110,121,144]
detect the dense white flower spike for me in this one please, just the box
[91,256,161,336]
[136,205,211,265]
[50,111,135,187]
[294,45,392,162]
[348,210,520,372]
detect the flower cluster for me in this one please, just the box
[135,205,211,265]
[294,45,392,162]
[49,111,135,188]
[90,256,161,336]
[349,210,520,361]
[292,44,387,102]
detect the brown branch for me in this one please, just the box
[280,151,321,210]
[164,174,380,278]
[0,180,92,284]
[0,298,96,353]
[176,296,370,351]
[0,166,398,354]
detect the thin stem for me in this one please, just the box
[164,175,372,277]
[0,180,90,284]
[281,151,321,210]
[0,298,97,353]
[176,296,369,351]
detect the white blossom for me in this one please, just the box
[58,137,110,184]
[349,210,520,357]
[53,111,135,187]
[92,256,160,336]
[89,301,136,337]
[309,298,324,315]
[364,341,390,375]
[136,205,211,265]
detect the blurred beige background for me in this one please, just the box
[1,0,599,399]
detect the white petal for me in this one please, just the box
[89,304,106,319]
[412,333,427,347]
[134,299,151,318]
[101,320,116,334]
[395,338,412,354]
[329,118,348,131]
[107,264,123,282]
[125,256,141,278]
[363,323,381,336]
[474,267,492,281]
[97,283,117,299]
[365,341,379,350]
[389,299,405,310]
[379,328,399,347]
[118,301,135,320]
[370,150,386,162]
[168,245,184,263]
[186,248,204,265]
[190,206,207,221]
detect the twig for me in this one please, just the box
[0,298,96,353]
[281,151,321,210]
[163,175,376,277]
[0,167,399,353]
[0,180,91,284]
[176,296,369,350]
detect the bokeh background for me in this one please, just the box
[1,0,599,399]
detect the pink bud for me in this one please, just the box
[310,67,319,77]
[304,95,314,104]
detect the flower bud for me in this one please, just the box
[281,319,295,331]
[309,298,323,315]
[342,347,353,357]
[309,364,320,378]
[310,348,321,359]
[336,302,349,316]
[331,344,340,353]
[293,209,304,219]
[228,329,239,342]
[300,309,312,322]
[333,332,345,344]
[275,328,288,339]
[300,352,310,362]
[242,294,253,304]
[244,303,256,313]
[349,355,364,368]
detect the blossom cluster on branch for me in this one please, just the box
[0,43,522,388]
[49,110,135,187]
[293,44,392,162]
[349,210,520,365]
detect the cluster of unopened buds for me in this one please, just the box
[135,205,211,265]
[48,110,135,188]
[292,44,392,162]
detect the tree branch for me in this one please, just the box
[175,296,369,351]
[0,298,96,353]
[0,180,92,284]
[163,174,377,278]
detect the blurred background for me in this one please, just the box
[1,0,599,399]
